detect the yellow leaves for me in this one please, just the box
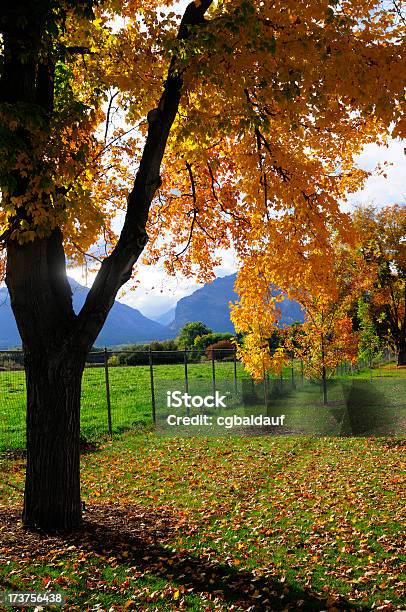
[269,347,288,375]
[230,219,366,378]
[0,0,404,313]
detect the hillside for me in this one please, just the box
[0,279,174,349]
[170,273,304,332]
[154,307,176,326]
[0,274,304,348]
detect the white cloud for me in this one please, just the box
[124,247,239,317]
[345,138,405,210]
[69,246,238,318]
[123,264,202,317]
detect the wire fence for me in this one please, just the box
[0,348,404,451]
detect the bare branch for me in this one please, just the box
[392,0,406,26]
[104,91,119,143]
[175,162,198,258]
[72,242,103,264]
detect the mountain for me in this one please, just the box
[171,275,238,332]
[0,289,22,349]
[170,273,304,332]
[153,307,176,326]
[0,273,304,348]
[0,279,174,349]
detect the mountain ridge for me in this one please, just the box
[170,273,304,332]
[0,279,174,349]
[0,273,304,348]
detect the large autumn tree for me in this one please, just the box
[0,0,404,529]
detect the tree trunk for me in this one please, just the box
[6,234,85,530]
[321,334,328,405]
[2,0,214,532]
[22,350,85,529]
[398,346,406,366]
[322,364,328,405]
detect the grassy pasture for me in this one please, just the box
[1,362,405,451]
[0,362,250,452]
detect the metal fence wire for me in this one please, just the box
[0,348,404,452]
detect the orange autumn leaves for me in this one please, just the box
[141,1,404,334]
[230,233,363,379]
[0,1,405,340]
[231,205,405,380]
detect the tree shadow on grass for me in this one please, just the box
[0,504,368,611]
[340,380,406,436]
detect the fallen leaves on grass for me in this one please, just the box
[0,435,405,611]
[0,503,366,611]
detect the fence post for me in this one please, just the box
[184,348,189,393]
[264,378,268,414]
[322,366,328,405]
[301,359,304,386]
[184,348,189,417]
[291,357,295,389]
[104,348,112,437]
[212,351,216,397]
[149,348,156,424]
[233,349,238,395]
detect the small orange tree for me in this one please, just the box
[1,0,404,528]
[285,315,358,402]
[231,235,361,402]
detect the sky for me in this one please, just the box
[69,137,405,319]
[345,139,405,209]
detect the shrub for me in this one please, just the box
[205,339,236,361]
[194,333,234,356]
[118,339,184,365]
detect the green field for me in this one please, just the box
[0,363,405,609]
[0,362,251,451]
[0,433,405,610]
[1,362,405,451]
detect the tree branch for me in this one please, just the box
[104,90,119,143]
[73,0,214,351]
[207,162,249,224]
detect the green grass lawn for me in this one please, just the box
[0,433,405,610]
[0,361,251,452]
[1,362,405,451]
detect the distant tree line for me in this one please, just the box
[104,322,240,366]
